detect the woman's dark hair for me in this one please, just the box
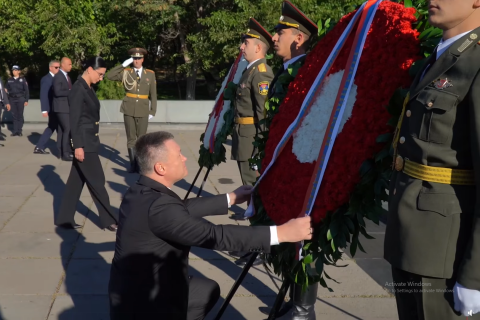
[81,56,107,71]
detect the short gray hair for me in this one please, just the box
[49,60,60,67]
[135,131,175,175]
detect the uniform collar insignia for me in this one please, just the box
[433,78,453,90]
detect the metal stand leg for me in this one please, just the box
[213,252,259,320]
[184,166,203,200]
[267,279,292,320]
[196,166,212,198]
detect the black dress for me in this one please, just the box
[56,76,118,229]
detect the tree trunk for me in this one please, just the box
[202,70,218,99]
[175,12,196,100]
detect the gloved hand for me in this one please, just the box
[148,115,154,120]
[122,58,133,67]
[453,282,480,316]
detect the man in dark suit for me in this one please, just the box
[384,0,480,318]
[0,76,10,147]
[34,60,61,154]
[108,131,313,320]
[53,57,73,161]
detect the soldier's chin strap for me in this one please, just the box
[122,69,137,91]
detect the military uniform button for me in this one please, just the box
[400,137,405,144]
[95,133,98,136]
[427,102,433,108]
[406,110,411,117]
[136,100,138,102]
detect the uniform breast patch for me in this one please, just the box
[258,81,269,95]
[258,63,267,73]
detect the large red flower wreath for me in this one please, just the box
[258,1,421,225]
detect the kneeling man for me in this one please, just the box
[108,131,313,320]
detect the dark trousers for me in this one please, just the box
[56,152,117,228]
[10,98,25,134]
[109,276,220,320]
[36,112,60,150]
[391,266,480,320]
[237,161,257,186]
[56,112,71,157]
[124,115,148,148]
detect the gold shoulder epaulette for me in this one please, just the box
[146,69,155,73]
[258,63,267,73]
[125,68,131,71]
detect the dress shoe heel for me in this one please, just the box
[57,223,82,229]
[103,224,118,232]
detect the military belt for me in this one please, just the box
[126,93,148,99]
[234,117,258,125]
[403,159,475,186]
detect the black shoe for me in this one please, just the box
[104,224,118,232]
[62,154,73,161]
[57,223,82,229]
[235,253,263,267]
[10,133,17,137]
[228,251,246,257]
[34,147,50,154]
[17,133,22,137]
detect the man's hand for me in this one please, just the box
[24,102,28,107]
[122,58,134,67]
[454,282,480,316]
[74,148,85,162]
[5,104,10,111]
[42,112,48,118]
[228,185,254,206]
[277,215,313,243]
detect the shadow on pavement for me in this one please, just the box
[37,164,101,228]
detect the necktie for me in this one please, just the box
[136,71,140,82]
[67,75,72,89]
[420,48,438,81]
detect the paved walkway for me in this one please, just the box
[0,123,398,320]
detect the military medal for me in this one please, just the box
[240,83,246,89]
[433,78,453,90]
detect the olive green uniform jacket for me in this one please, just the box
[231,58,274,161]
[106,65,157,118]
[384,28,480,290]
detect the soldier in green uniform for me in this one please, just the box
[231,18,274,189]
[268,0,317,100]
[385,0,480,318]
[106,47,157,173]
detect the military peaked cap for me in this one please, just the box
[242,18,274,49]
[128,47,147,58]
[274,1,318,37]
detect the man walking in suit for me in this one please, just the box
[108,131,313,320]
[53,57,73,161]
[385,0,480,318]
[34,60,61,154]
[0,76,10,147]
[106,47,157,173]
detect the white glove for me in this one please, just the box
[148,115,153,120]
[122,58,133,67]
[453,282,480,316]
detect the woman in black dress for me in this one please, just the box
[56,57,118,231]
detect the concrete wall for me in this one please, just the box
[1,100,215,124]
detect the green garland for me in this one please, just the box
[198,81,239,168]
[248,0,442,291]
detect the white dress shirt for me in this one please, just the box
[283,54,306,70]
[247,59,261,70]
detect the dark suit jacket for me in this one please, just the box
[52,70,71,113]
[0,77,9,106]
[108,176,271,320]
[385,27,480,289]
[40,73,54,113]
[68,77,101,152]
